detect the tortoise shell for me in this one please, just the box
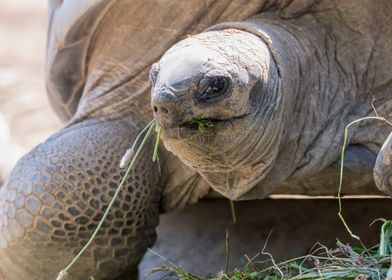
[46,0,314,122]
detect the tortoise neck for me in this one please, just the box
[206,15,356,198]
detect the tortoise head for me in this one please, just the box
[150,28,285,198]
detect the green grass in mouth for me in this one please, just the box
[190,117,215,132]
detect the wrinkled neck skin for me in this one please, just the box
[229,19,313,199]
[211,9,392,200]
[204,17,341,199]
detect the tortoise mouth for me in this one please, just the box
[161,115,248,140]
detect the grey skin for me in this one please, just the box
[2,0,392,279]
[151,17,392,201]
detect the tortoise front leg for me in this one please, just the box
[374,132,392,196]
[0,117,161,280]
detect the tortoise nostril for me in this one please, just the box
[153,105,169,114]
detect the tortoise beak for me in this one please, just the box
[151,87,191,129]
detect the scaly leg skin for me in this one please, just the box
[374,132,392,196]
[0,117,160,280]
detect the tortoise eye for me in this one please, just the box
[198,76,231,102]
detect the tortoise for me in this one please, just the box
[1,0,392,279]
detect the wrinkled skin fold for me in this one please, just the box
[1,0,392,279]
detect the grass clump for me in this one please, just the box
[190,117,215,132]
[148,222,392,280]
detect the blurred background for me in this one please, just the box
[0,0,61,183]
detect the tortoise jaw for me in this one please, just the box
[161,119,218,140]
[182,118,217,132]
[160,114,248,140]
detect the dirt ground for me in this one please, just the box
[0,0,61,181]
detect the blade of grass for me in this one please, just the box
[225,229,230,274]
[379,220,392,256]
[338,116,391,249]
[229,200,237,224]
[153,126,162,162]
